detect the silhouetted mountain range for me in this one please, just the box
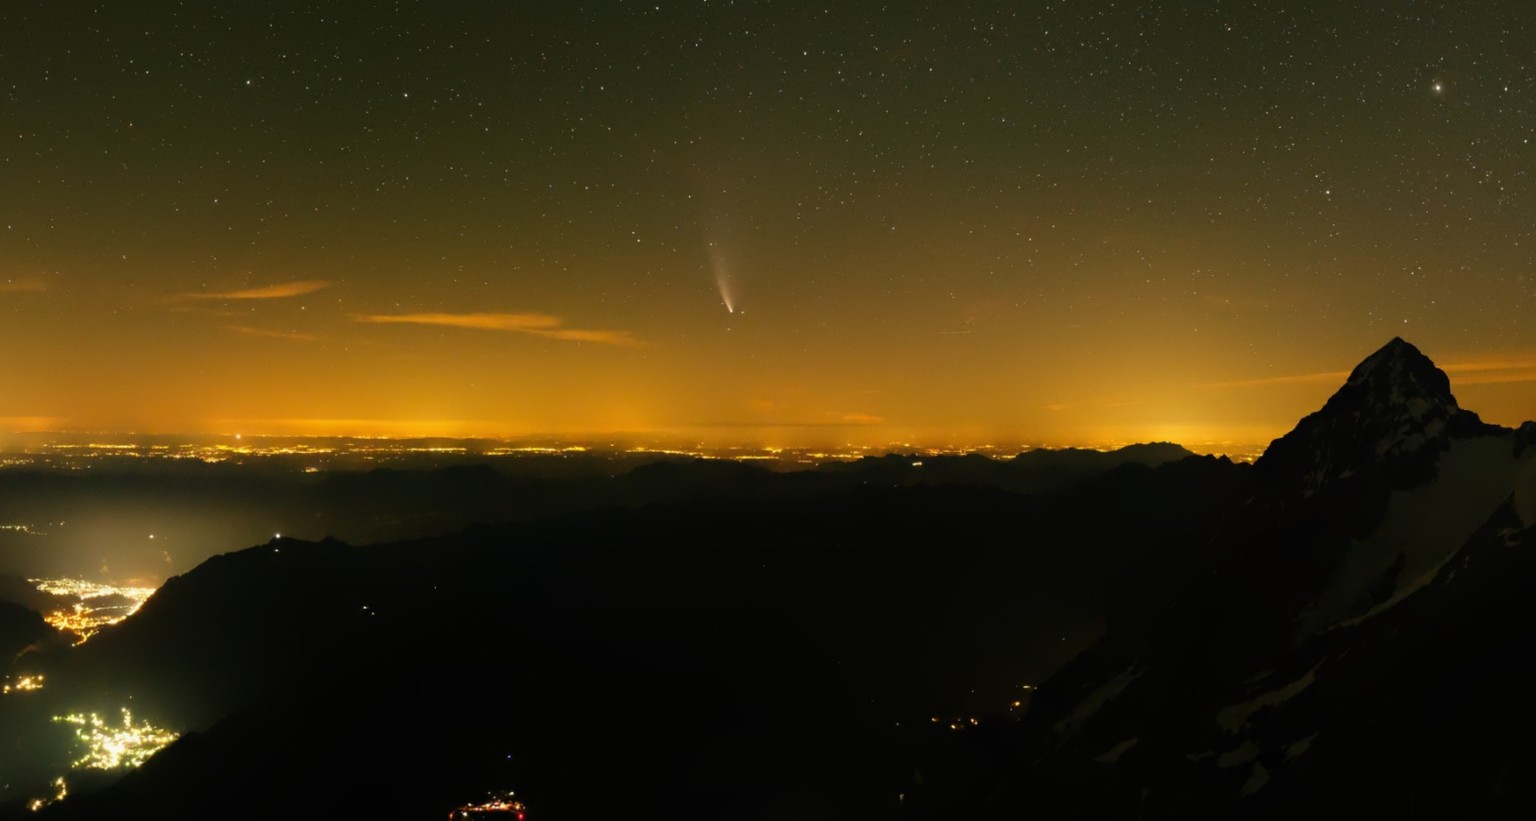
[0,440,1201,582]
[959,338,1536,818]
[1,338,1530,819]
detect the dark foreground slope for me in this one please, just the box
[0,599,52,666]
[943,338,1536,818]
[7,454,1243,820]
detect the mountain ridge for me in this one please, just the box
[1255,337,1503,497]
[972,338,1535,818]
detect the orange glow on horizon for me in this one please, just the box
[4,354,1532,457]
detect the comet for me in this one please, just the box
[718,278,736,314]
[708,240,737,313]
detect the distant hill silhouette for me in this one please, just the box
[821,441,1199,495]
[0,440,1204,582]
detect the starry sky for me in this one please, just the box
[1,1,1532,449]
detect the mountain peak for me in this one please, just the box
[1342,337,1454,402]
[1255,339,1469,493]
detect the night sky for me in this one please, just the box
[2,2,1532,449]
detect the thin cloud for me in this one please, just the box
[1453,370,1536,386]
[228,325,319,342]
[183,280,332,300]
[357,312,562,331]
[1443,362,1536,383]
[1437,359,1536,372]
[1202,358,1536,390]
[0,278,47,294]
[527,328,639,345]
[1445,360,1536,385]
[355,311,640,346]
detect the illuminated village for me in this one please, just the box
[29,578,158,644]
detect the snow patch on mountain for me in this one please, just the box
[1239,763,1271,798]
[1283,733,1317,761]
[1302,434,1526,633]
[1093,737,1139,763]
[1215,663,1322,733]
[1053,667,1142,737]
[1216,739,1260,768]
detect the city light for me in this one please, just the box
[53,709,179,770]
[450,791,528,820]
[929,716,982,732]
[26,777,67,812]
[0,435,1262,473]
[3,674,45,694]
[30,578,158,643]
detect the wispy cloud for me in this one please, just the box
[1451,369,1536,386]
[355,311,640,346]
[1444,360,1536,385]
[183,280,332,300]
[528,327,641,345]
[1443,359,1536,373]
[1202,358,1536,390]
[0,278,47,294]
[357,312,561,332]
[228,325,319,342]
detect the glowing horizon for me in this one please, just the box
[3,345,1531,453]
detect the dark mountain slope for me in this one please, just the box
[13,455,1245,819]
[0,599,52,665]
[952,339,1535,819]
